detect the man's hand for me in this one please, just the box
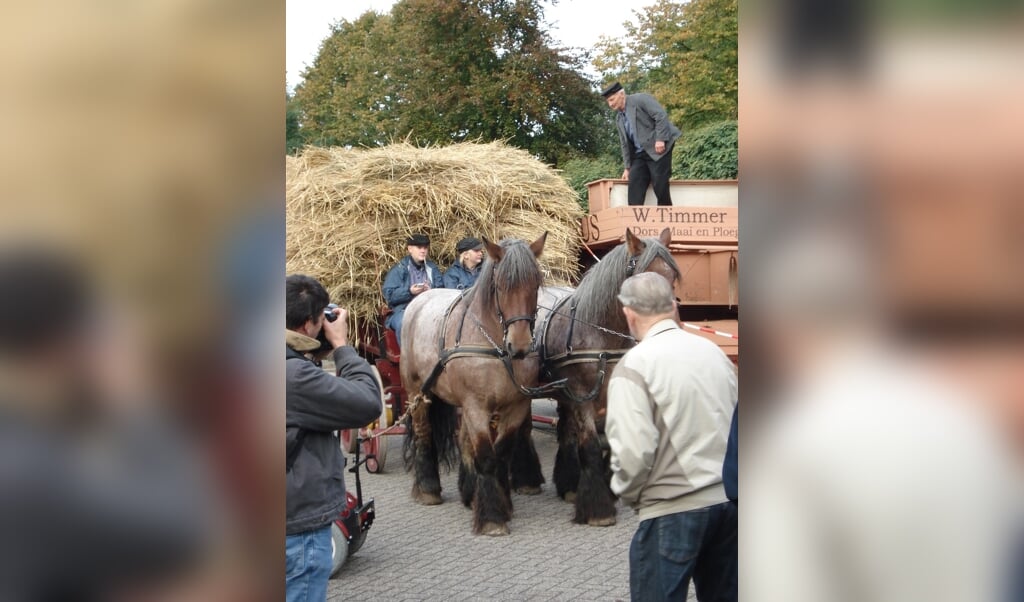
[654,140,666,154]
[410,282,429,295]
[621,168,630,179]
[322,306,349,348]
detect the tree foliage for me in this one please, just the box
[292,0,604,166]
[672,120,737,180]
[593,0,737,132]
[286,93,304,155]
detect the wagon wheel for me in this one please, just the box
[364,435,385,474]
[364,366,389,473]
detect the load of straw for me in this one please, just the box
[286,141,584,328]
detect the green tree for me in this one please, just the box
[672,120,737,179]
[292,11,398,148]
[286,93,304,154]
[293,0,603,165]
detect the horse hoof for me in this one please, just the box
[515,485,542,496]
[563,491,577,504]
[412,490,443,506]
[480,522,510,536]
[587,516,616,527]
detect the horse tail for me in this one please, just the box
[403,395,460,471]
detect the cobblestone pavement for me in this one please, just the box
[328,401,698,601]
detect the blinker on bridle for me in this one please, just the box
[625,254,640,276]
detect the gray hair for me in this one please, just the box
[617,272,675,316]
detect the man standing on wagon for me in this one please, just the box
[606,272,738,601]
[601,81,682,207]
[382,233,445,346]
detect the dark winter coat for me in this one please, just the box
[381,256,444,334]
[442,261,480,290]
[286,337,381,535]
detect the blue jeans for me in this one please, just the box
[286,525,333,602]
[629,502,737,602]
[386,307,405,346]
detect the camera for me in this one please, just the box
[314,303,340,356]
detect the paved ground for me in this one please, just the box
[327,400,683,601]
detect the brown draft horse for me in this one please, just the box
[515,227,679,525]
[400,233,550,536]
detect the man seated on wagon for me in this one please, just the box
[382,233,445,346]
[442,236,485,290]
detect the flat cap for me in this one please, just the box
[406,233,430,246]
[600,81,623,97]
[456,237,483,254]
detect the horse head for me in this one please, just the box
[625,227,678,289]
[480,232,547,359]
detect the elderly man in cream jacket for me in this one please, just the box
[606,273,738,602]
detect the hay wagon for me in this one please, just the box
[289,142,588,474]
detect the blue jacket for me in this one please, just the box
[382,256,444,331]
[442,261,480,290]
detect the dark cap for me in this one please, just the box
[600,81,623,97]
[406,233,430,246]
[456,237,483,254]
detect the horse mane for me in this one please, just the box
[573,236,679,326]
[466,238,543,308]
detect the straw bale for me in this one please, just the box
[286,141,583,330]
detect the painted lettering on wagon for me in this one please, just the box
[581,206,737,243]
[630,207,729,224]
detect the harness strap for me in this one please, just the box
[564,297,579,353]
[421,345,504,395]
[549,351,611,404]
[547,349,627,370]
[536,293,571,367]
[421,288,567,399]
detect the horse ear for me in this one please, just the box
[658,227,672,247]
[482,236,504,261]
[625,227,645,256]
[529,231,548,258]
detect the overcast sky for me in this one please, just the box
[286,0,655,92]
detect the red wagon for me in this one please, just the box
[340,308,408,473]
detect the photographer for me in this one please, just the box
[286,274,381,601]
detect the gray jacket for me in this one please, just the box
[616,93,682,168]
[286,339,382,535]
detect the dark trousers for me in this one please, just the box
[628,501,737,601]
[628,147,674,206]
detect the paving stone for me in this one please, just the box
[328,416,697,601]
